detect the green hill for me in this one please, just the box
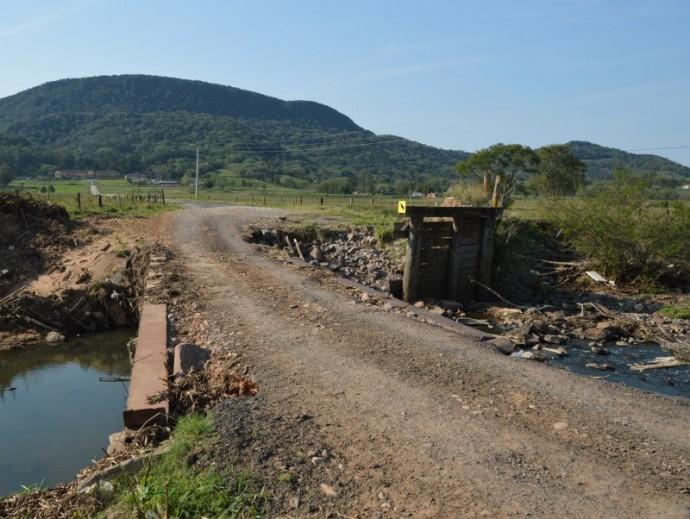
[0,75,467,194]
[567,140,690,186]
[0,75,688,193]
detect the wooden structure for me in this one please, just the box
[399,206,499,303]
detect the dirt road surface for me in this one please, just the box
[171,204,690,518]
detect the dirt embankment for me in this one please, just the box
[0,195,150,348]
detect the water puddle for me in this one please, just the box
[549,340,690,398]
[0,329,133,497]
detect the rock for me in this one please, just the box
[106,431,128,456]
[361,292,370,302]
[487,337,516,355]
[590,345,609,355]
[78,457,145,492]
[414,301,425,308]
[290,496,300,509]
[319,483,338,496]
[309,245,323,262]
[585,362,615,371]
[81,480,114,495]
[553,421,568,431]
[543,334,566,345]
[382,302,393,311]
[173,343,210,374]
[584,327,618,342]
[428,305,445,315]
[45,331,65,343]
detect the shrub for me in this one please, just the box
[446,182,489,206]
[546,169,690,286]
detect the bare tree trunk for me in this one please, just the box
[491,175,503,207]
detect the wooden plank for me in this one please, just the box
[406,206,501,219]
[403,215,423,302]
[478,212,497,300]
[446,214,464,301]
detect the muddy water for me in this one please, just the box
[0,329,132,497]
[549,340,690,398]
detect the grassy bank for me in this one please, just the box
[103,414,266,518]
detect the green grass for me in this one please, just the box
[106,414,266,518]
[659,305,690,319]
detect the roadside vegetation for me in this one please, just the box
[546,169,690,287]
[103,414,266,518]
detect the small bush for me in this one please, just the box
[446,182,489,206]
[546,170,690,286]
[375,225,393,244]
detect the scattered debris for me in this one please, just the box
[631,356,688,372]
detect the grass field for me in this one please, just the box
[6,178,545,221]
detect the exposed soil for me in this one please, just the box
[166,204,690,518]
[0,196,172,349]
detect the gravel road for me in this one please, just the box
[171,204,690,518]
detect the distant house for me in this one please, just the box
[157,180,180,186]
[682,184,690,190]
[411,191,424,198]
[125,173,152,184]
[55,169,121,180]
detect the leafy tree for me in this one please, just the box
[0,164,13,186]
[534,144,585,196]
[456,143,539,207]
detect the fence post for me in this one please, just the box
[349,198,353,207]
[320,197,324,206]
[76,192,81,211]
[299,196,303,206]
[98,194,103,208]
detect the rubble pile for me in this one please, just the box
[249,227,402,292]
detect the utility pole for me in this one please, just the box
[194,146,199,200]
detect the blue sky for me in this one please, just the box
[2,0,690,165]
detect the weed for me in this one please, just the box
[659,305,690,320]
[107,414,267,518]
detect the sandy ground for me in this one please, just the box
[169,204,690,518]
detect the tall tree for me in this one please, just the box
[535,144,586,196]
[456,143,538,207]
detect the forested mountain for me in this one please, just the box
[0,75,467,193]
[0,75,688,192]
[567,141,690,186]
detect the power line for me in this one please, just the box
[626,145,690,152]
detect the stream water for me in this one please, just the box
[0,329,132,497]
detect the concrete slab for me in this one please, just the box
[123,303,169,429]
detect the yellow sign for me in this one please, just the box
[397,200,406,214]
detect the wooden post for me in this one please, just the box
[98,194,103,208]
[299,195,303,206]
[371,197,375,207]
[320,197,324,206]
[76,192,81,211]
[161,190,165,205]
[491,175,502,208]
[349,198,353,207]
[446,213,464,301]
[477,211,497,300]
[402,215,423,302]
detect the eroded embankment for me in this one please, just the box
[0,194,149,348]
